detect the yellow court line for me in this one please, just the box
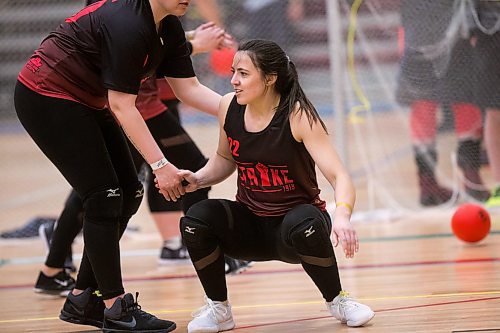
[2,290,500,324]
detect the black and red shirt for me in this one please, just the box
[224,96,326,217]
[135,77,166,120]
[18,0,195,110]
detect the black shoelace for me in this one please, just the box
[125,292,157,320]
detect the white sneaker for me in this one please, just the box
[188,296,235,333]
[327,291,375,327]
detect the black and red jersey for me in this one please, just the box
[135,77,166,121]
[223,96,326,217]
[18,0,195,110]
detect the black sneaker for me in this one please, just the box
[224,256,253,275]
[34,270,75,297]
[158,244,189,265]
[39,220,77,272]
[0,217,56,239]
[59,288,105,328]
[103,293,176,332]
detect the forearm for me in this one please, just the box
[332,172,356,218]
[167,77,220,116]
[195,153,236,188]
[111,106,164,165]
[187,84,220,116]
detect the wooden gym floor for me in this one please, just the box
[1,124,500,333]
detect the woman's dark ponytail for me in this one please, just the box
[239,39,327,133]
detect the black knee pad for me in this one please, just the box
[83,187,123,224]
[180,213,217,250]
[181,186,211,214]
[121,182,144,217]
[283,207,333,256]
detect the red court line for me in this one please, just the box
[375,296,500,313]
[1,257,499,290]
[233,296,500,331]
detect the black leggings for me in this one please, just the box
[181,200,342,302]
[15,81,141,299]
[41,99,209,286]
[129,109,209,214]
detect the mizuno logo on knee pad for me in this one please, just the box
[185,226,196,234]
[106,188,120,197]
[135,188,144,198]
[304,226,316,238]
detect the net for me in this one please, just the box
[0,0,497,225]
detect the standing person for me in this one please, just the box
[34,19,227,298]
[154,0,225,260]
[396,0,490,206]
[15,0,222,331]
[33,20,247,302]
[471,1,500,208]
[176,39,375,333]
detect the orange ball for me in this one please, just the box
[209,47,236,77]
[451,204,491,243]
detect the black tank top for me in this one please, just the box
[224,96,326,217]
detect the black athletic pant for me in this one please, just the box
[181,199,342,302]
[15,81,141,299]
[41,100,209,282]
[45,191,83,269]
[128,109,209,214]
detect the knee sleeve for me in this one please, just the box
[83,187,123,224]
[121,182,144,217]
[453,103,483,139]
[409,100,438,143]
[282,205,333,258]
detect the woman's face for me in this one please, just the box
[158,0,190,16]
[230,51,267,105]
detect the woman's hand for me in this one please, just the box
[176,169,200,193]
[332,215,359,259]
[153,163,185,201]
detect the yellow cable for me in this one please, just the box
[347,0,370,123]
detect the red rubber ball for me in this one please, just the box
[209,47,236,76]
[451,203,491,243]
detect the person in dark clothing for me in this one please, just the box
[471,1,500,207]
[396,0,489,206]
[15,0,222,331]
[175,39,375,333]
